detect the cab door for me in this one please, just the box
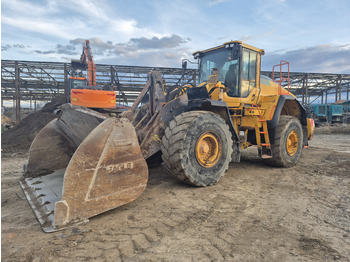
[223,48,260,108]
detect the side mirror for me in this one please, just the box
[182,60,187,71]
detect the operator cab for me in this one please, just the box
[68,76,87,102]
[69,76,87,90]
[193,41,264,99]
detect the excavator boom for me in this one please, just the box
[80,40,96,86]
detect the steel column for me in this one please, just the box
[338,75,342,101]
[64,63,68,100]
[15,61,21,122]
[110,66,115,85]
[302,78,305,105]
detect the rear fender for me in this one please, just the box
[268,95,308,145]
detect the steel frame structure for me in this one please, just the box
[262,71,350,104]
[2,60,350,121]
[1,60,196,102]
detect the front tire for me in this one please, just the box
[161,111,233,186]
[264,116,303,167]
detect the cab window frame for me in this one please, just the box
[241,48,257,98]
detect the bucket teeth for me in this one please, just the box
[20,170,65,232]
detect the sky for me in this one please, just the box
[1,0,350,73]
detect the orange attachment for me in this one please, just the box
[70,89,116,108]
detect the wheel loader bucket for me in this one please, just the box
[20,117,148,232]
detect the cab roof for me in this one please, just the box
[192,40,265,57]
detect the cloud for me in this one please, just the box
[1,43,29,51]
[55,44,78,55]
[129,35,189,49]
[67,35,189,57]
[66,0,112,22]
[1,16,79,40]
[208,0,231,6]
[13,44,26,48]
[2,45,11,51]
[30,43,78,56]
[97,47,192,67]
[54,36,192,66]
[262,44,350,74]
[1,0,155,42]
[33,50,56,55]
[2,0,59,17]
[70,38,118,55]
[240,35,252,42]
[2,35,191,65]
[238,31,274,44]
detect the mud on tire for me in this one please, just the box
[161,111,233,186]
[264,115,303,167]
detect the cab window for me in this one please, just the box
[198,48,239,87]
[241,49,257,97]
[224,60,240,97]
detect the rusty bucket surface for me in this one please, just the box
[21,117,148,232]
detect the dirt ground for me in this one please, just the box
[1,132,350,261]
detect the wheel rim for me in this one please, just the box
[195,132,221,167]
[286,130,299,156]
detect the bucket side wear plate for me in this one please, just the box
[53,117,149,229]
[25,119,76,177]
[25,104,103,177]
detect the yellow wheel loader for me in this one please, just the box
[20,41,315,232]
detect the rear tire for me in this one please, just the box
[264,115,303,167]
[161,111,233,186]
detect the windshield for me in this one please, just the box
[198,48,240,97]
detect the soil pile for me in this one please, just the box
[1,95,66,153]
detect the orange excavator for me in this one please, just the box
[69,40,116,109]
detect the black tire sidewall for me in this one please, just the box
[181,114,232,186]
